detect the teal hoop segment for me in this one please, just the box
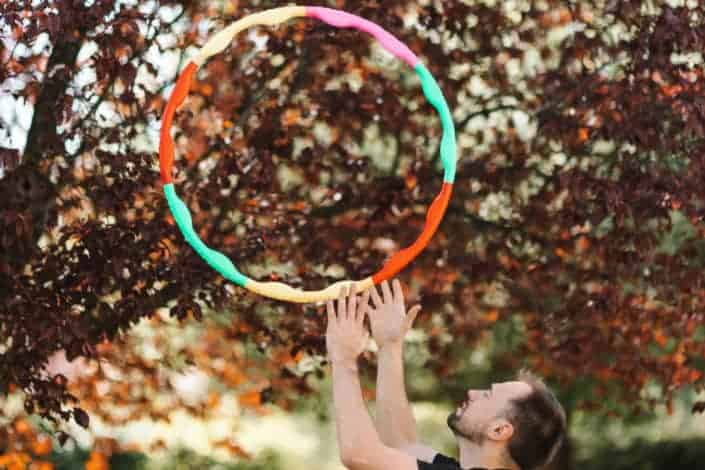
[164,183,249,287]
[414,62,456,183]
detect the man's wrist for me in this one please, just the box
[329,356,359,371]
[378,339,404,351]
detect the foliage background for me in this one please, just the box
[1,0,705,468]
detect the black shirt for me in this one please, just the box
[417,453,461,469]
[417,453,511,470]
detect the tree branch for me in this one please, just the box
[70,6,187,159]
[22,38,83,166]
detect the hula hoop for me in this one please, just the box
[159,6,457,303]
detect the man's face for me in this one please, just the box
[447,381,532,443]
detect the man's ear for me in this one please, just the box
[487,418,514,442]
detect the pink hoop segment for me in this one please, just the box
[306,7,420,68]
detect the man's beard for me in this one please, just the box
[447,410,486,445]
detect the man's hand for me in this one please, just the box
[366,279,421,348]
[326,285,371,367]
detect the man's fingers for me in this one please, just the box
[326,300,336,326]
[392,279,404,303]
[337,285,347,320]
[381,280,393,304]
[358,289,371,323]
[406,304,421,329]
[369,284,383,309]
[348,284,357,320]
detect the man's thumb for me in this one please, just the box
[405,305,421,329]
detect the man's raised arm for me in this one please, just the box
[325,286,420,470]
[368,280,438,462]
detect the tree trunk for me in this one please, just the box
[0,35,82,269]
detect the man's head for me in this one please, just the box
[447,369,566,470]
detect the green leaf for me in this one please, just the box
[657,210,696,255]
[594,216,614,239]
[693,325,705,342]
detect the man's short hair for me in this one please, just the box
[503,369,567,470]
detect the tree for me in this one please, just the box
[1,0,704,445]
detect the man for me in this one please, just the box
[325,280,566,470]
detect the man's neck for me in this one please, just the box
[457,440,517,470]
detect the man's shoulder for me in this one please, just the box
[417,453,461,469]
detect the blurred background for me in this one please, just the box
[2,0,705,469]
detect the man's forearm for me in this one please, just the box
[331,357,383,463]
[375,341,417,447]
